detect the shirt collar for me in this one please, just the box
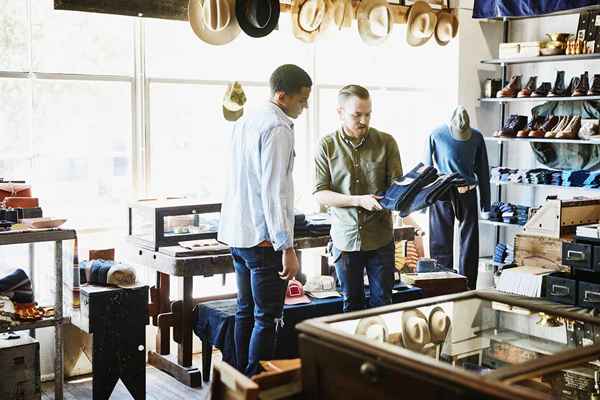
[339,127,369,149]
[268,101,294,129]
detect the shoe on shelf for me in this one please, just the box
[579,119,600,139]
[517,76,538,97]
[529,115,558,137]
[496,75,522,98]
[497,115,528,138]
[517,115,545,137]
[531,82,551,97]
[547,71,566,97]
[587,74,600,96]
[544,116,569,138]
[572,72,589,96]
[556,116,581,139]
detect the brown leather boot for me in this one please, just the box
[530,115,558,137]
[496,75,522,98]
[531,82,551,97]
[556,116,581,139]
[588,74,600,96]
[572,72,589,96]
[517,115,545,137]
[517,76,537,97]
[547,71,566,97]
[545,116,568,138]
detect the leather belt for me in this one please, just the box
[456,185,477,194]
[257,240,273,248]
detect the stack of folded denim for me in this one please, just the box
[583,171,600,188]
[294,213,330,236]
[489,167,600,188]
[493,243,515,265]
[0,268,33,303]
[379,163,462,217]
[490,167,517,183]
[516,206,529,225]
[550,171,563,186]
[525,169,553,185]
[489,201,530,225]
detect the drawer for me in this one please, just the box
[562,242,593,271]
[578,281,600,309]
[544,273,577,305]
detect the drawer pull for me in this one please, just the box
[584,291,600,303]
[360,362,379,384]
[567,250,587,261]
[550,285,570,297]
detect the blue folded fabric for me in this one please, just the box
[379,163,438,211]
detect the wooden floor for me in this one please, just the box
[42,364,209,400]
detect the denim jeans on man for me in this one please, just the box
[232,246,287,377]
[332,240,396,312]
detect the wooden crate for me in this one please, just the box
[514,233,567,269]
[0,334,41,400]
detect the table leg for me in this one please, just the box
[157,272,171,355]
[55,241,64,400]
[178,276,193,367]
[29,243,35,339]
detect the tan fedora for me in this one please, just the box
[428,306,451,343]
[401,309,431,351]
[406,1,437,47]
[330,0,353,30]
[355,316,388,343]
[188,0,241,46]
[435,9,459,46]
[222,81,247,122]
[357,0,393,46]
[291,0,333,43]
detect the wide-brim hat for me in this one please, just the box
[330,0,353,30]
[428,306,451,343]
[188,0,241,46]
[106,264,143,289]
[355,316,388,342]
[222,81,246,122]
[401,309,431,351]
[357,0,393,46]
[406,1,437,47]
[236,0,280,38]
[291,0,334,43]
[435,10,459,46]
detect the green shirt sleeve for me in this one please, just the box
[313,136,332,194]
[386,135,403,186]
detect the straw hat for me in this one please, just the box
[435,9,459,46]
[401,309,431,351]
[222,81,246,122]
[355,316,388,342]
[188,0,241,46]
[428,306,451,343]
[406,1,437,47]
[236,0,280,38]
[357,0,393,46]
[291,0,333,43]
[330,0,353,30]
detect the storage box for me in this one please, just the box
[544,273,577,305]
[128,199,221,250]
[498,42,540,59]
[0,334,41,400]
[499,43,520,59]
[562,242,593,271]
[578,281,600,309]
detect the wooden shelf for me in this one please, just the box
[0,316,70,335]
[481,53,600,65]
[480,95,600,103]
[0,229,76,245]
[484,136,600,145]
[491,180,600,191]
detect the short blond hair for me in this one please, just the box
[338,84,370,107]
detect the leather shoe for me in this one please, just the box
[496,75,522,98]
[529,115,558,137]
[517,76,537,97]
[517,115,545,137]
[531,82,551,97]
[573,72,589,96]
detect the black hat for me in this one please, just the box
[236,0,280,38]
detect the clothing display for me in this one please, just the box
[293,212,331,236]
[493,243,514,265]
[0,268,34,304]
[491,166,600,188]
[489,202,530,225]
[426,108,491,290]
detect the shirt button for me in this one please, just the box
[355,179,359,183]
[359,226,363,230]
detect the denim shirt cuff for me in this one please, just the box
[273,232,293,251]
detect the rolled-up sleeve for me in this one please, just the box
[313,137,332,193]
[261,126,294,251]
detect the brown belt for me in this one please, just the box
[258,240,273,248]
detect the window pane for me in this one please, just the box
[31,0,134,75]
[0,78,31,156]
[31,79,132,229]
[0,0,29,71]
[145,17,312,81]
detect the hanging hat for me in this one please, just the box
[188,0,241,46]
[406,1,437,47]
[428,306,451,344]
[434,9,459,46]
[357,0,393,46]
[236,0,280,38]
[291,0,333,43]
[355,316,388,343]
[401,309,431,351]
[222,81,247,122]
[330,0,353,30]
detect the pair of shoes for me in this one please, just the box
[516,115,545,137]
[495,115,528,137]
[529,115,559,138]
[545,116,581,139]
[497,75,541,98]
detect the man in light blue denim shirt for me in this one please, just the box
[218,64,312,376]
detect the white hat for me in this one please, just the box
[406,1,437,47]
[357,0,393,46]
[355,316,388,342]
[428,306,451,343]
[292,0,334,43]
[434,10,459,46]
[401,309,431,351]
[188,0,241,46]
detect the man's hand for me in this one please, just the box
[279,248,299,280]
[356,194,384,211]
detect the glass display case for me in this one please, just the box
[128,199,220,250]
[297,291,600,400]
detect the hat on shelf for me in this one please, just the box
[406,0,437,47]
[357,0,393,46]
[330,0,353,30]
[428,306,451,343]
[355,316,388,342]
[291,0,333,43]
[222,81,247,122]
[236,0,281,38]
[188,0,241,45]
[285,279,311,305]
[434,8,459,46]
[303,275,341,298]
[401,308,431,351]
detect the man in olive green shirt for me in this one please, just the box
[313,84,403,312]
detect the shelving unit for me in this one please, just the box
[0,228,76,400]
[481,53,600,66]
[485,136,600,144]
[480,95,600,103]
[491,180,600,191]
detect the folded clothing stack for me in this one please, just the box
[493,243,514,265]
[0,295,17,329]
[294,212,331,236]
[489,202,530,225]
[79,259,138,288]
[0,268,34,304]
[491,167,600,188]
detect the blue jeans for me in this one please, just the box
[332,241,396,313]
[231,246,287,377]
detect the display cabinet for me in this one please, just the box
[297,290,600,400]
